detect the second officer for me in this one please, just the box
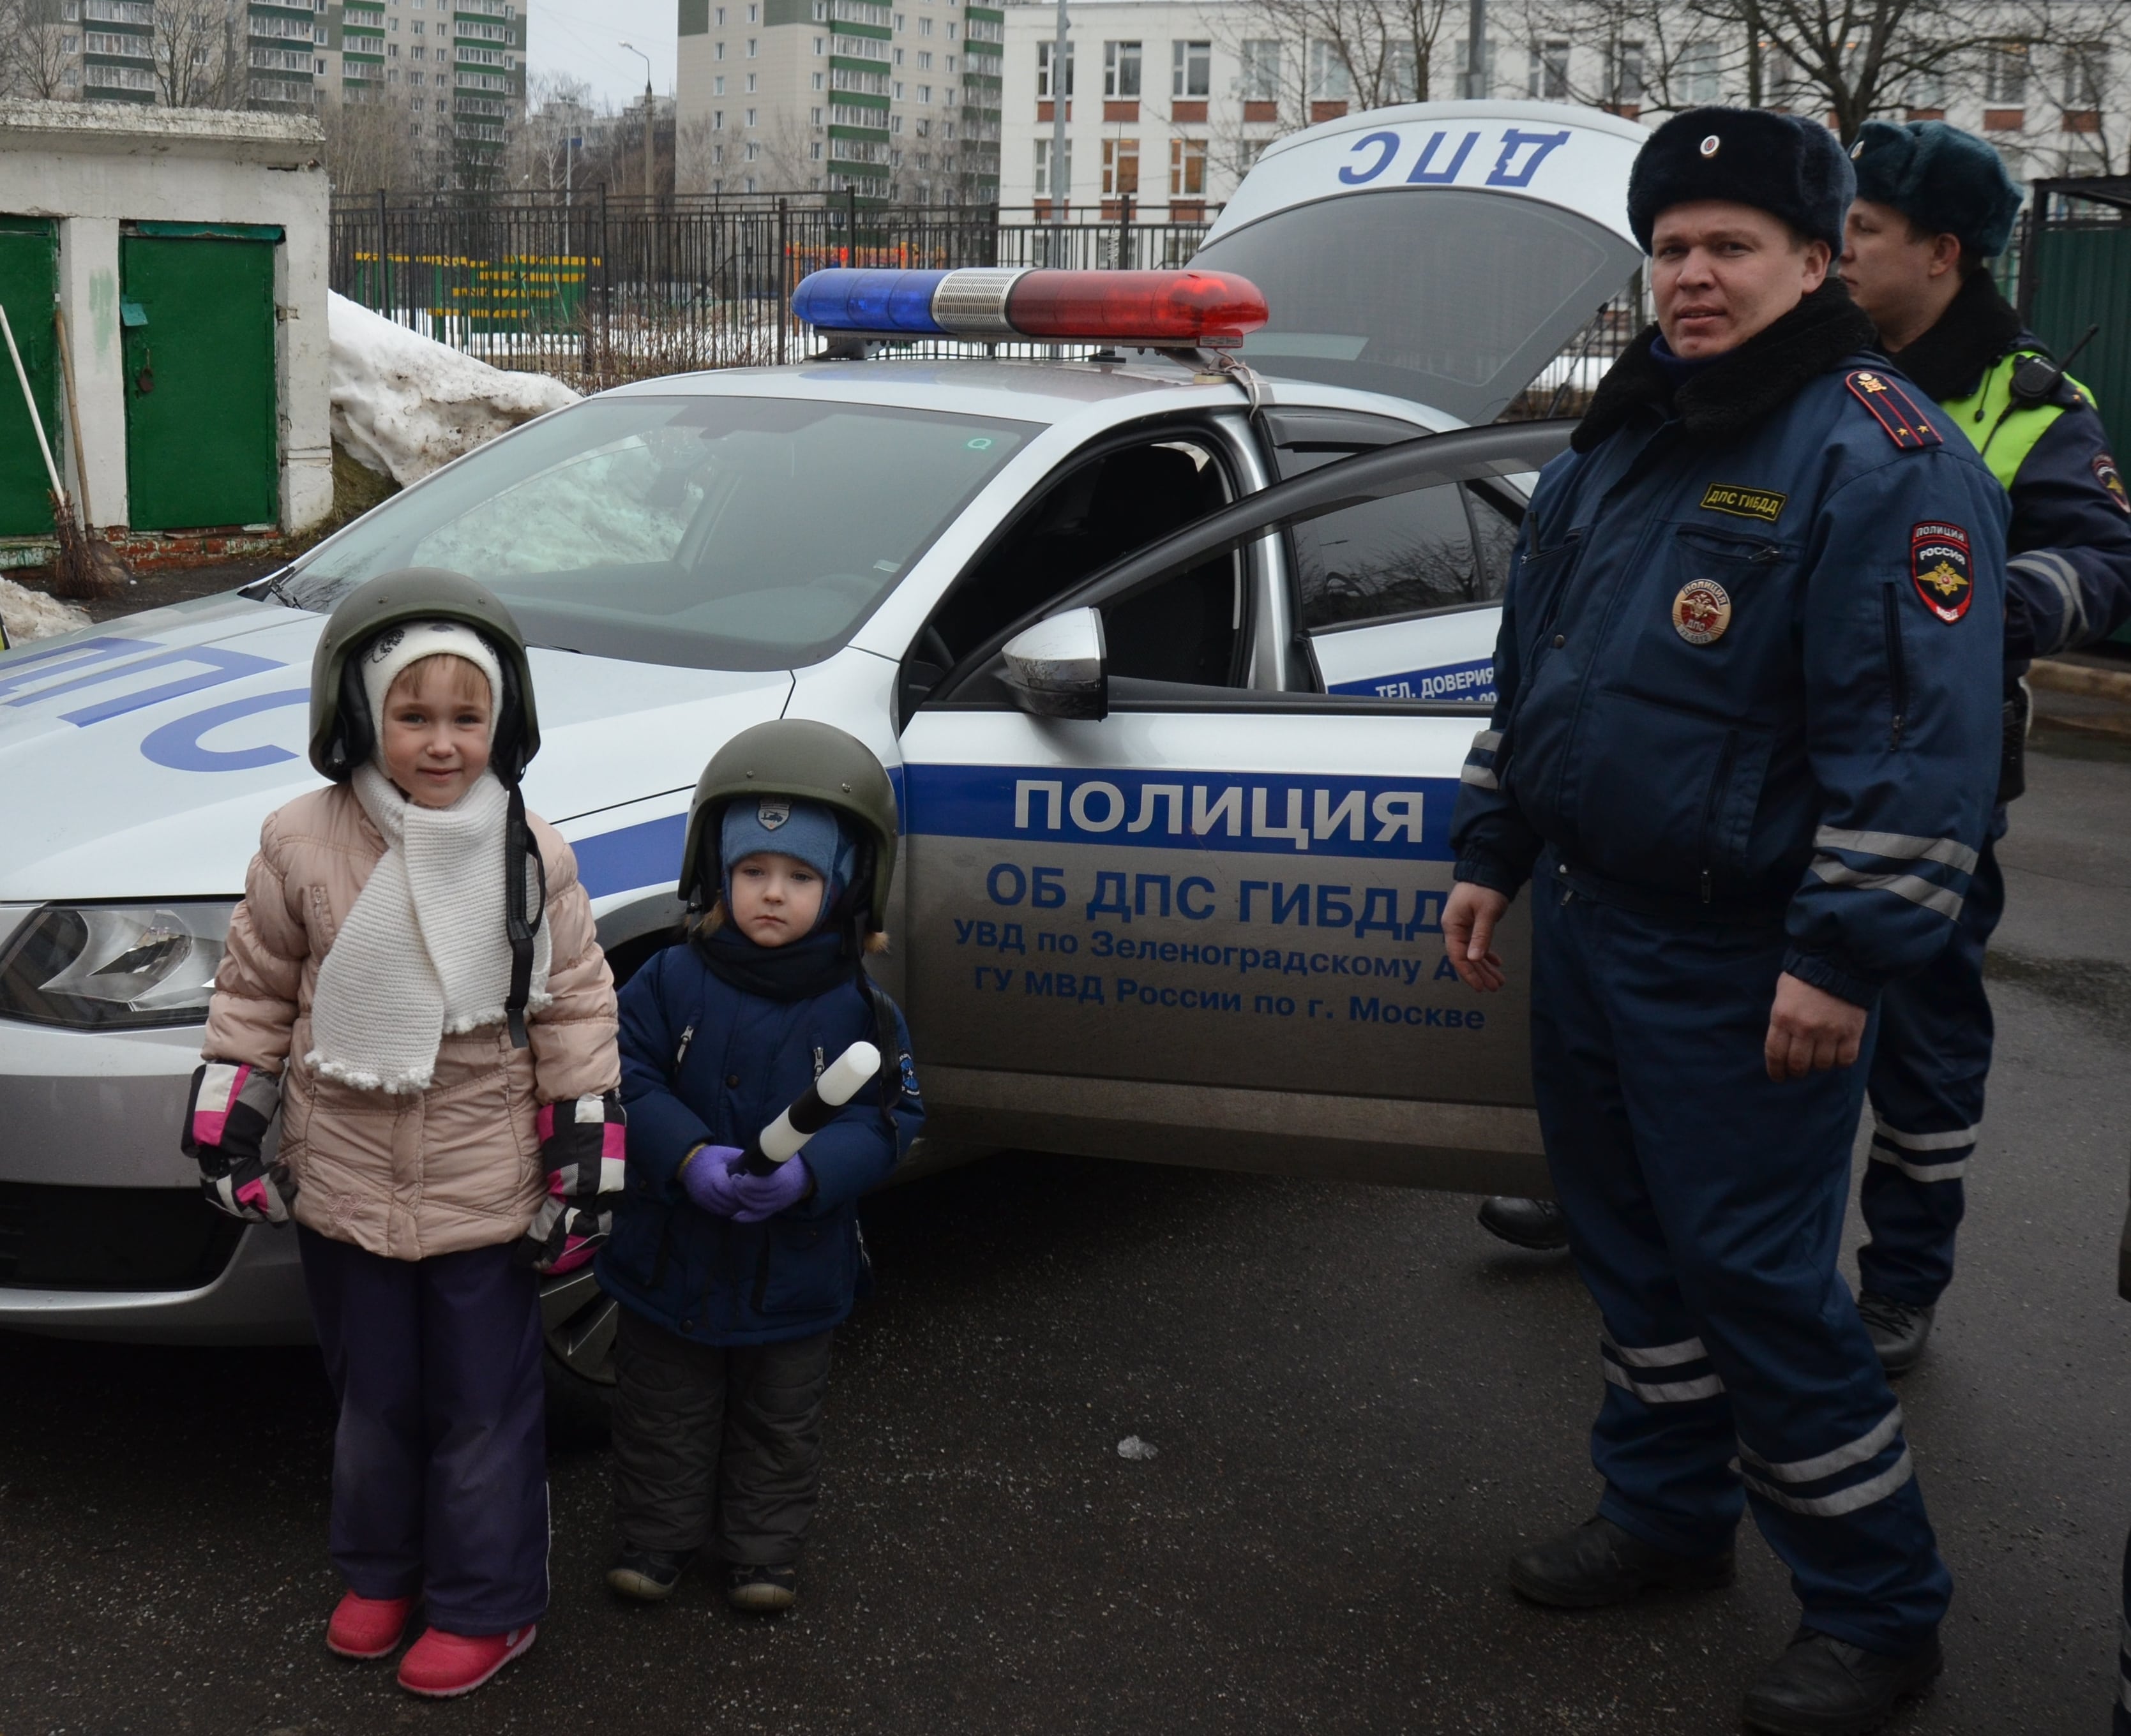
[1837,119,2131,1371]
[1443,110,2007,1735]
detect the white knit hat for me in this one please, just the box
[358,620,505,745]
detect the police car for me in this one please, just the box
[0,102,1645,1403]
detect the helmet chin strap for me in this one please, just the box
[503,782,546,1048]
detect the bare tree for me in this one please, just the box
[0,0,79,100]
[1663,0,2003,138]
[154,0,248,108]
[322,92,430,197]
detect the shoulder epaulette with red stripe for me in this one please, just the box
[1844,369,1943,451]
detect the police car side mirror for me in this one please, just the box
[1000,607,1109,721]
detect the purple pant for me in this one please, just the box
[298,1226,549,1635]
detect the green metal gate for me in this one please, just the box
[0,218,59,539]
[2018,179,2131,643]
[120,227,280,532]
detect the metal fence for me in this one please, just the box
[330,192,1220,391]
[329,188,1667,415]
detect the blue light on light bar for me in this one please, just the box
[790,269,947,334]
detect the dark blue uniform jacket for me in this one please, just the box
[1451,291,2008,1008]
[596,943,923,1347]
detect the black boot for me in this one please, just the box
[1478,1195,1571,1251]
[1508,1516,1734,1608]
[1742,1627,1943,1735]
[1856,1292,1936,1376]
[606,1544,694,1602]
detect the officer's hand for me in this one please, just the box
[1763,973,1869,1082]
[1442,882,1510,992]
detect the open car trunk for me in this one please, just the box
[1193,101,1649,425]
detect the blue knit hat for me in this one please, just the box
[1848,119,2023,260]
[1627,107,1855,255]
[721,797,856,931]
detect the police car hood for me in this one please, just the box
[0,594,792,902]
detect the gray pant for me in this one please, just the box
[609,1306,834,1567]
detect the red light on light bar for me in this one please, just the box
[1005,270,1269,347]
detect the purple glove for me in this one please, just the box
[681,1144,748,1216]
[730,1155,813,1223]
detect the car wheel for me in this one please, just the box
[539,1264,617,1448]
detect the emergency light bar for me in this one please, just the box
[790,266,1270,348]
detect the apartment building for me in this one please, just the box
[1000,0,1284,214]
[320,0,526,161]
[675,0,1002,200]
[24,1,523,165]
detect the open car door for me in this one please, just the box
[898,422,1571,1195]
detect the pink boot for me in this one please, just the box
[396,1624,538,1698]
[326,1591,416,1659]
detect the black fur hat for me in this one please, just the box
[1848,119,2023,260]
[1627,107,1855,255]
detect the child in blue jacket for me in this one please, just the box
[597,721,922,1613]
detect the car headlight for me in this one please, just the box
[0,901,236,1029]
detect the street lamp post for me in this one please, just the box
[620,41,654,200]
[1050,0,1069,241]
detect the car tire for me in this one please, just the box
[539,1264,618,1449]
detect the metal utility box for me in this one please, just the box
[120,227,282,531]
[0,218,58,538]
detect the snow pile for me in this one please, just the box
[328,291,580,488]
[0,575,91,643]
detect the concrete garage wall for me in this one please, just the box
[0,100,331,537]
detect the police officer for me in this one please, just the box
[1837,120,2131,1372]
[1443,108,2007,1735]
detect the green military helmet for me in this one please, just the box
[307,568,541,784]
[679,720,900,934]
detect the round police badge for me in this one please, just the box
[1700,133,1721,158]
[1672,579,1731,645]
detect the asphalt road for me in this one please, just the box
[2,728,2127,1736]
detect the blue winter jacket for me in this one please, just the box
[1450,304,2008,1008]
[596,942,923,1347]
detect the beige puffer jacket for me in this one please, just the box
[204,782,620,1261]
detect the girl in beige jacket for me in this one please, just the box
[185,573,619,1700]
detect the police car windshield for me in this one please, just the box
[1193,188,1641,424]
[275,396,1035,671]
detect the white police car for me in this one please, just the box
[0,101,1644,1398]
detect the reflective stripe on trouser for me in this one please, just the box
[1861,815,2007,1306]
[1530,872,1950,1652]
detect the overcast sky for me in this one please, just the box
[527,0,679,113]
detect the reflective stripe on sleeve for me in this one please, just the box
[1742,1447,1915,1518]
[1472,729,1503,751]
[1812,827,1980,875]
[1738,1405,1904,1485]
[2008,550,2089,653]
[1459,764,1500,789]
[1809,857,1964,919]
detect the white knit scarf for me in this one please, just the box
[306,763,553,1094]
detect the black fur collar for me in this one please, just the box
[1883,271,2026,403]
[1572,280,1879,453]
